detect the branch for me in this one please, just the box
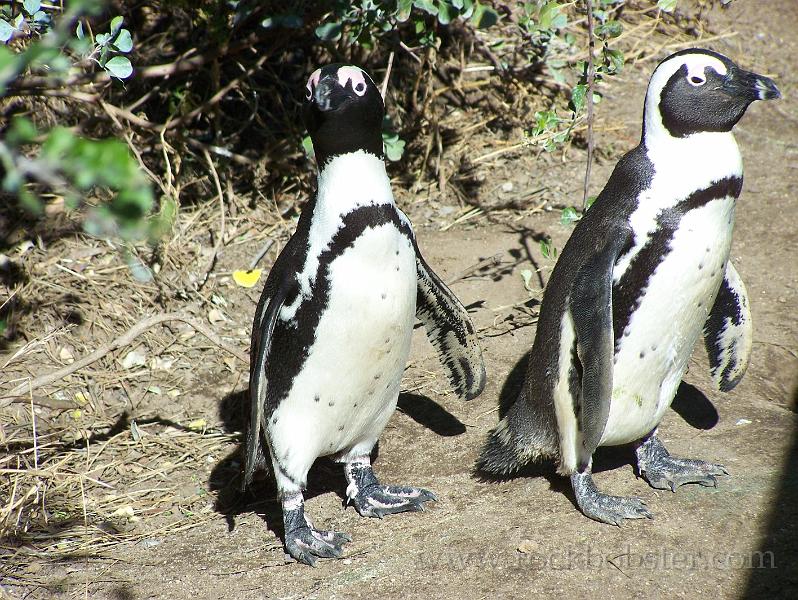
[582,0,597,211]
[0,312,249,406]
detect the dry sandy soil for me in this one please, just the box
[2,1,797,599]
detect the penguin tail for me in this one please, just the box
[476,392,558,476]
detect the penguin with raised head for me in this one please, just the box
[245,64,486,565]
[478,48,779,524]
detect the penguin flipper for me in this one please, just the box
[704,261,752,392]
[413,243,486,401]
[570,239,622,464]
[244,278,291,488]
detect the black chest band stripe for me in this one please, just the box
[263,204,413,420]
[612,175,743,351]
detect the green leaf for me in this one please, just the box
[105,55,132,79]
[585,195,597,210]
[0,19,13,43]
[113,28,133,52]
[437,1,456,25]
[396,0,413,21]
[657,0,678,11]
[383,136,406,162]
[23,0,41,15]
[125,253,153,282]
[75,21,84,39]
[561,206,580,225]
[96,32,110,46]
[596,20,622,38]
[261,14,303,29]
[471,2,499,28]
[459,0,475,19]
[414,0,439,16]
[604,48,624,74]
[302,135,314,159]
[539,238,557,259]
[315,21,342,41]
[570,83,586,113]
[110,15,124,36]
[538,2,562,30]
[18,189,42,215]
[32,10,50,25]
[7,117,37,144]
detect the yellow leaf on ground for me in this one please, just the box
[232,269,262,288]
[187,418,207,432]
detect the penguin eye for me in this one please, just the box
[354,82,366,96]
[689,75,706,86]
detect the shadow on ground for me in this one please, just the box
[743,382,798,598]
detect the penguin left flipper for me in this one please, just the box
[569,234,629,465]
[704,261,753,392]
[413,240,487,401]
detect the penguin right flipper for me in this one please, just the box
[243,269,296,487]
[569,234,629,465]
[704,262,752,392]
[413,242,487,401]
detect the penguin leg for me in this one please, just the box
[273,460,351,567]
[635,432,728,492]
[280,492,352,567]
[570,464,653,526]
[344,455,437,519]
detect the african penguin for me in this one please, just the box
[245,63,486,565]
[478,48,779,525]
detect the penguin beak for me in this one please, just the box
[725,67,781,101]
[312,75,339,112]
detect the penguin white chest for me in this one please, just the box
[270,223,417,468]
[602,197,736,445]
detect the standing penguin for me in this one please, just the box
[246,64,486,564]
[478,48,779,524]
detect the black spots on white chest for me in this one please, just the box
[611,178,740,350]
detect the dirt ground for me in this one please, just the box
[2,1,797,599]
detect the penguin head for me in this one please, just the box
[643,48,780,141]
[302,64,384,167]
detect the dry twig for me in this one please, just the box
[1,312,248,405]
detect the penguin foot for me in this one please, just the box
[571,471,653,526]
[284,525,352,567]
[344,457,436,518]
[635,435,728,492]
[350,484,437,518]
[281,492,351,567]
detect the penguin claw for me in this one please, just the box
[636,435,729,492]
[571,471,654,525]
[592,496,653,526]
[285,525,351,566]
[350,484,437,518]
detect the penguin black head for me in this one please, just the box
[644,48,780,141]
[302,64,384,167]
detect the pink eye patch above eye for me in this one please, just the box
[306,68,322,96]
[337,66,368,95]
